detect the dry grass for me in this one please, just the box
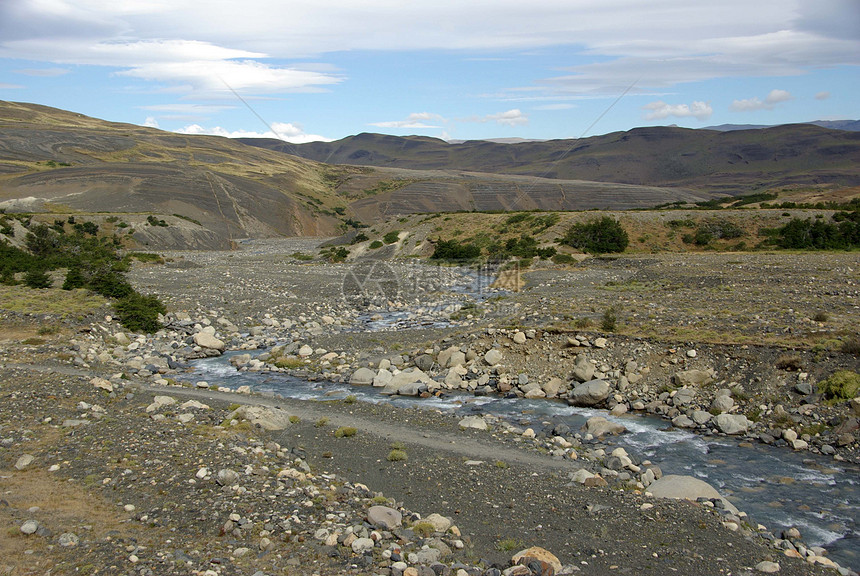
[0,286,106,317]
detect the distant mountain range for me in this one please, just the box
[2,102,858,249]
[703,120,860,132]
[241,123,860,197]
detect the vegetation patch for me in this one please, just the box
[818,370,860,402]
[562,217,629,254]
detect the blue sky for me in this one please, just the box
[1,0,858,143]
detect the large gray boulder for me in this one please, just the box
[672,369,714,387]
[568,379,610,407]
[713,413,751,435]
[350,367,376,386]
[484,349,503,366]
[582,416,626,437]
[229,406,293,431]
[572,356,595,383]
[194,332,225,351]
[367,505,402,529]
[647,474,738,514]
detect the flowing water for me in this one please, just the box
[189,266,859,570]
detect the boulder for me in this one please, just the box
[193,332,225,351]
[568,379,610,407]
[367,505,402,529]
[710,395,734,414]
[512,547,562,573]
[459,416,488,431]
[713,413,751,435]
[229,405,293,431]
[542,378,563,398]
[484,349,503,366]
[582,416,626,437]
[512,332,527,344]
[572,356,595,382]
[350,367,377,386]
[647,474,738,514]
[672,369,714,387]
[424,513,452,533]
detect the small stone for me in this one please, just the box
[512,332,527,344]
[20,520,39,535]
[458,415,488,431]
[58,532,79,547]
[124,504,136,512]
[484,349,503,366]
[686,349,697,358]
[512,546,562,573]
[195,467,208,479]
[755,560,780,573]
[351,537,374,554]
[15,454,35,470]
[367,505,402,529]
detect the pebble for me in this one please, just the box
[20,520,39,535]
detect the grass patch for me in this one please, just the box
[334,426,357,438]
[495,537,520,552]
[0,285,106,316]
[289,415,300,424]
[315,417,329,428]
[775,354,803,371]
[819,370,860,403]
[412,521,435,538]
[387,449,408,462]
[344,395,357,404]
[273,356,305,369]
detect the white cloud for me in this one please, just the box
[143,116,159,128]
[643,100,712,121]
[0,83,24,89]
[370,112,445,129]
[15,67,69,77]
[815,91,831,100]
[730,89,794,111]
[174,122,332,143]
[0,0,857,101]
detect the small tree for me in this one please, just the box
[563,217,629,254]
[113,292,166,333]
[24,269,52,289]
[62,266,87,290]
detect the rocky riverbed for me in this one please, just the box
[1,238,858,575]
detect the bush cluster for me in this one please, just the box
[770,211,860,250]
[562,217,629,254]
[430,239,482,261]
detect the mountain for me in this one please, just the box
[704,120,860,132]
[0,101,349,249]
[243,124,860,196]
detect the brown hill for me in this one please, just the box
[243,124,860,196]
[0,101,348,249]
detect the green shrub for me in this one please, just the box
[113,292,166,333]
[62,267,86,290]
[369,240,384,249]
[334,426,357,438]
[89,271,134,298]
[819,370,860,402]
[383,230,401,244]
[562,217,629,254]
[431,239,481,261]
[412,522,435,538]
[601,306,618,331]
[387,449,407,461]
[24,269,52,289]
[552,253,577,265]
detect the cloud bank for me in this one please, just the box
[730,89,794,112]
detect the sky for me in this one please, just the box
[0,0,858,143]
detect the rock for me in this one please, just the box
[90,377,114,393]
[513,332,527,344]
[424,513,452,533]
[484,349,503,366]
[20,520,39,535]
[593,337,607,349]
[647,475,738,514]
[367,505,402,529]
[782,429,798,443]
[672,369,714,387]
[572,356,595,382]
[542,378,563,398]
[569,469,595,484]
[216,469,240,486]
[459,416,488,431]
[410,548,442,565]
[850,397,860,416]
[672,415,696,428]
[15,454,35,470]
[568,380,610,407]
[691,410,712,425]
[672,388,696,407]
[524,387,546,399]
[229,405,293,430]
[145,395,176,413]
[686,349,697,358]
[582,416,626,437]
[58,532,79,547]
[713,413,751,435]
[710,395,734,414]
[373,369,393,388]
[193,332,225,351]
[755,561,780,573]
[795,382,813,395]
[352,537,375,554]
[298,344,314,357]
[512,547,562,573]
[350,367,377,386]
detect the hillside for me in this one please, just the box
[0,101,351,249]
[243,124,860,196]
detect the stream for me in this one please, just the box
[189,265,858,570]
